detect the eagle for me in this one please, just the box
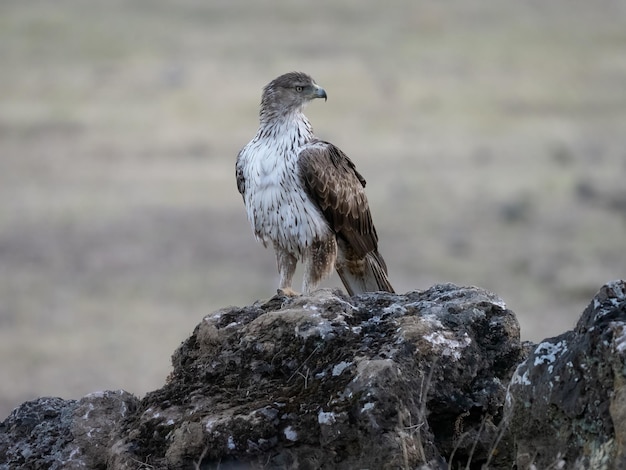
[236,72,394,296]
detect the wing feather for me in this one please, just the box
[235,150,246,198]
[298,141,379,257]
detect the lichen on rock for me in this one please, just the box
[109,284,522,469]
[2,281,625,469]
[506,279,626,469]
[0,390,138,470]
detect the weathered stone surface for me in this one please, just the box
[506,279,626,469]
[3,281,624,469]
[0,390,138,470]
[0,397,77,470]
[111,284,522,469]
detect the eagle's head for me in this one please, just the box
[260,72,327,117]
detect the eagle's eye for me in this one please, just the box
[295,86,303,93]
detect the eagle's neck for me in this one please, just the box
[258,106,314,146]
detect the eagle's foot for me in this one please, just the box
[277,287,300,297]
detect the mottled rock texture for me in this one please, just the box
[1,281,624,469]
[0,391,138,470]
[113,285,521,469]
[507,279,626,469]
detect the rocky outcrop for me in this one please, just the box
[0,391,138,470]
[506,280,626,469]
[1,281,625,469]
[112,285,522,469]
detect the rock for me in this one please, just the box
[0,397,77,470]
[1,281,624,469]
[0,390,138,470]
[506,279,626,469]
[112,284,522,469]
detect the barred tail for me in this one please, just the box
[336,249,394,296]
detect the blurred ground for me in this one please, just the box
[1,0,625,418]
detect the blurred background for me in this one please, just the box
[1,0,625,418]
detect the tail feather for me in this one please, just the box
[336,249,394,296]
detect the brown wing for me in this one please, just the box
[298,141,379,257]
[235,150,246,199]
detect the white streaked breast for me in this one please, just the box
[239,135,330,257]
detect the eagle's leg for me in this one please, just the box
[274,244,299,296]
[302,237,337,294]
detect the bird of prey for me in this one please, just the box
[236,72,394,296]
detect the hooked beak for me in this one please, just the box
[313,84,327,101]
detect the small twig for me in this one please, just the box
[485,392,515,468]
[194,445,209,470]
[465,415,487,470]
[448,430,469,470]
[287,343,321,383]
[296,367,310,389]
